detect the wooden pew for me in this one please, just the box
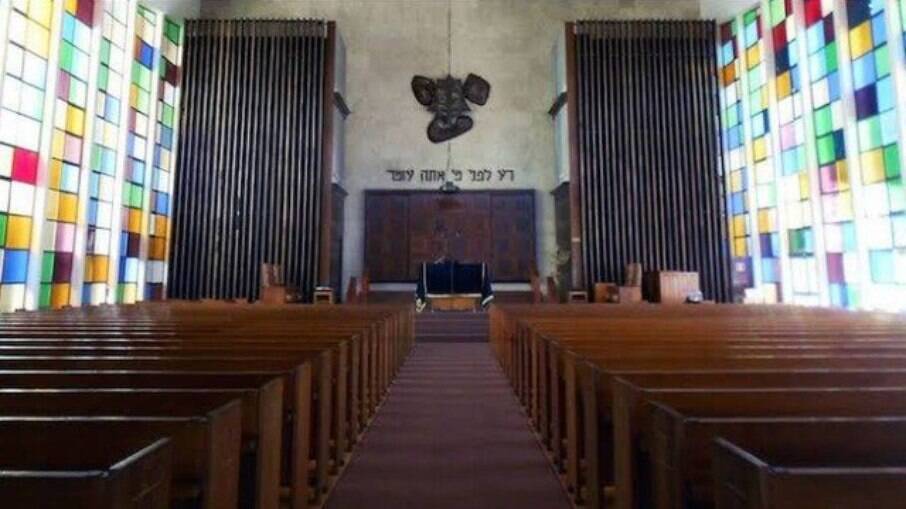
[0,387,281,509]
[489,304,906,509]
[0,303,413,509]
[648,408,906,509]
[0,399,242,509]
[613,383,906,509]
[0,432,172,509]
[713,437,906,509]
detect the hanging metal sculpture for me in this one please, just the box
[411,74,491,143]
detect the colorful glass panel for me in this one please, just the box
[118,3,157,304]
[0,0,55,312]
[846,0,905,308]
[82,0,127,305]
[805,0,860,308]
[744,8,780,300]
[40,0,94,309]
[145,16,180,301]
[720,19,754,292]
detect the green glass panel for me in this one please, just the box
[116,284,124,302]
[817,134,836,165]
[98,66,109,91]
[131,186,143,208]
[846,287,860,308]
[100,39,111,64]
[726,105,738,127]
[814,106,833,136]
[60,42,75,73]
[165,19,181,44]
[885,145,901,179]
[92,145,103,171]
[0,214,7,244]
[858,117,882,150]
[750,90,762,112]
[825,42,838,73]
[162,104,174,127]
[770,0,785,26]
[875,45,890,78]
[122,181,132,200]
[39,284,51,308]
[744,9,758,25]
[41,253,54,283]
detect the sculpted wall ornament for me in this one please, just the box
[411,74,491,143]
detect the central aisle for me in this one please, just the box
[325,330,570,508]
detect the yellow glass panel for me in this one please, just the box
[153,215,168,236]
[50,284,70,309]
[28,0,54,28]
[861,149,885,184]
[91,256,109,281]
[753,137,768,161]
[58,193,78,222]
[733,216,747,236]
[122,284,136,304]
[799,173,810,199]
[129,85,140,109]
[25,20,50,58]
[731,171,743,192]
[44,190,60,220]
[776,72,791,99]
[758,209,775,233]
[65,0,78,15]
[6,216,32,249]
[51,130,66,160]
[836,161,850,191]
[48,159,63,189]
[129,209,141,232]
[66,106,84,136]
[734,238,748,257]
[746,44,761,68]
[150,237,165,260]
[849,21,873,59]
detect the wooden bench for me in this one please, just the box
[713,437,906,509]
[489,304,906,509]
[0,398,242,509]
[0,302,414,509]
[0,432,172,509]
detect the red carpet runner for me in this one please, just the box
[325,313,570,509]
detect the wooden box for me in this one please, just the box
[594,283,619,303]
[618,286,643,303]
[643,271,700,304]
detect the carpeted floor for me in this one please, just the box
[325,320,570,509]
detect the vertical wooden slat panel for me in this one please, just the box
[574,21,732,302]
[170,20,328,301]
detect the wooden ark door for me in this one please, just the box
[365,191,535,283]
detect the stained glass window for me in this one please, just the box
[720,19,754,290]
[0,0,55,312]
[146,16,180,301]
[806,0,860,308]
[40,0,94,309]
[0,0,183,313]
[720,0,906,311]
[83,0,128,305]
[846,0,905,308]
[118,4,157,304]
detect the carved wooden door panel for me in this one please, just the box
[364,192,409,281]
[490,192,536,281]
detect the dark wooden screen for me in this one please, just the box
[364,191,536,283]
[169,20,328,301]
[573,21,732,301]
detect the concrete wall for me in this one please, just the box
[145,0,201,19]
[199,0,702,288]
